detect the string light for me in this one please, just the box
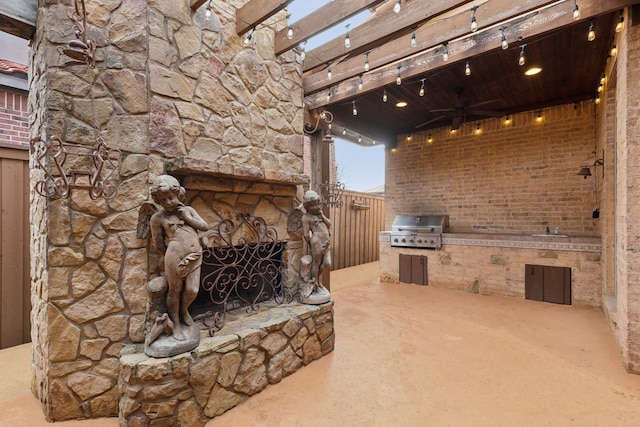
[396,66,402,85]
[597,83,603,93]
[352,100,358,116]
[465,60,471,76]
[419,78,425,97]
[358,74,363,90]
[518,44,526,66]
[300,41,306,61]
[344,24,351,48]
[505,115,511,124]
[205,0,212,19]
[587,21,595,42]
[536,110,543,122]
[393,0,401,14]
[383,87,388,102]
[600,72,606,85]
[470,6,479,32]
[327,66,332,80]
[364,52,370,71]
[342,128,347,135]
[358,135,362,143]
[500,26,508,50]
[244,28,254,46]
[411,31,417,48]
[572,0,580,20]
[615,12,624,33]
[428,134,433,143]
[326,88,331,102]
[610,44,618,57]
[286,14,293,39]
[595,94,601,105]
[442,42,449,62]
[475,123,481,134]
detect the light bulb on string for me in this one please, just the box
[419,78,425,97]
[610,44,618,57]
[364,52,370,71]
[327,66,332,80]
[358,135,362,143]
[600,72,606,85]
[393,0,401,14]
[344,24,351,48]
[286,14,293,39]
[326,88,331,102]
[442,43,449,62]
[573,0,580,20]
[465,61,471,76]
[352,101,358,116]
[300,41,306,61]
[342,128,347,135]
[383,88,388,103]
[205,1,212,19]
[411,29,417,48]
[616,13,624,33]
[500,26,508,50]
[587,21,595,42]
[396,66,402,85]
[518,44,526,66]
[470,6,479,32]
[358,75,363,91]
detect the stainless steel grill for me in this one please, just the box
[390,215,449,249]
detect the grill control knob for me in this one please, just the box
[409,238,414,243]
[393,238,398,242]
[401,238,406,243]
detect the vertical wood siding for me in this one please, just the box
[0,147,30,349]
[330,190,384,271]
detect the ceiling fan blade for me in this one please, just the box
[468,100,498,108]
[415,115,447,129]
[469,109,505,117]
[429,108,456,113]
[451,116,462,130]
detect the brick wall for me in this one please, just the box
[0,89,29,149]
[385,101,598,236]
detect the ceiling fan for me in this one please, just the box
[416,88,504,130]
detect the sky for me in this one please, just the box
[288,0,386,193]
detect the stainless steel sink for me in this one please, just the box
[530,233,570,238]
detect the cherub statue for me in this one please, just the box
[138,175,209,356]
[297,190,331,304]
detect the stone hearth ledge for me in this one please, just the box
[165,156,310,187]
[118,301,334,426]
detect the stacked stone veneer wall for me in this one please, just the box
[119,302,334,426]
[28,0,306,421]
[386,101,597,235]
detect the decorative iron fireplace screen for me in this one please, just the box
[191,214,290,335]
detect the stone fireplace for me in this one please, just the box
[28,0,333,423]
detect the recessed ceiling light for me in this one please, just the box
[525,67,542,76]
[396,101,408,107]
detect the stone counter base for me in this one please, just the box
[118,301,334,426]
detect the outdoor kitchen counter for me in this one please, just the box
[440,232,601,253]
[379,231,603,307]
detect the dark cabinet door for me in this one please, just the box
[399,254,428,285]
[525,264,571,305]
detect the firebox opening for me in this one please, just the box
[190,241,284,319]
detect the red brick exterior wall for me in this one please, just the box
[0,89,29,149]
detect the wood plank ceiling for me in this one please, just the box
[1,0,636,146]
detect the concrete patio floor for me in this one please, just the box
[1,261,640,426]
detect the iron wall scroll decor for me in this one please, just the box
[57,0,96,67]
[31,135,121,200]
[316,181,345,208]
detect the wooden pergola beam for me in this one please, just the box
[302,0,475,71]
[273,0,387,56]
[303,0,560,95]
[236,0,295,36]
[0,0,36,40]
[304,0,636,110]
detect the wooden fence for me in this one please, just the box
[0,146,30,349]
[329,189,385,271]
